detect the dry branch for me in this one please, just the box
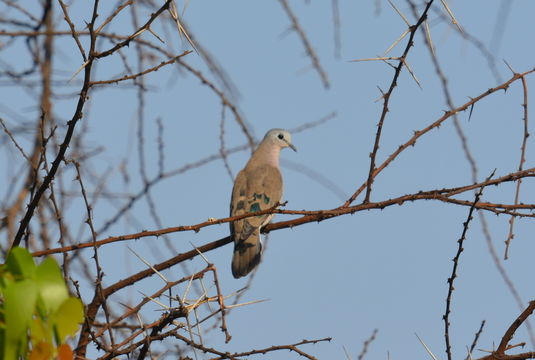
[444,172,493,360]
[33,165,535,258]
[2,1,534,359]
[10,0,101,249]
[278,0,330,88]
[362,0,435,203]
[505,74,530,259]
[476,301,535,360]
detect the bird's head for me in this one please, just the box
[263,128,297,152]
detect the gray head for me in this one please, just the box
[263,128,297,152]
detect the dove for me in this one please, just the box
[230,129,296,278]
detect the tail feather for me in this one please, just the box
[231,229,262,278]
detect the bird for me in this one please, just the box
[230,129,296,278]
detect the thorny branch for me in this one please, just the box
[1,1,535,359]
[466,320,486,360]
[476,301,535,360]
[444,172,494,360]
[344,67,535,207]
[31,162,535,259]
[505,73,530,259]
[10,0,101,249]
[31,68,535,258]
[362,0,435,204]
[89,51,192,86]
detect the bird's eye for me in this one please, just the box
[277,134,284,140]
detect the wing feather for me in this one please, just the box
[229,165,282,278]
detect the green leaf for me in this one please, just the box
[4,279,38,359]
[0,264,10,289]
[51,297,84,341]
[6,247,36,280]
[35,258,68,315]
[0,270,14,294]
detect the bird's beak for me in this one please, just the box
[287,142,297,152]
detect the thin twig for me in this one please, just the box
[358,329,379,360]
[219,105,234,180]
[11,0,101,250]
[278,0,330,88]
[479,211,535,348]
[57,0,87,61]
[94,0,172,59]
[90,51,192,86]
[409,0,478,186]
[498,301,535,354]
[466,320,485,360]
[444,171,494,360]
[209,266,232,343]
[476,302,535,360]
[95,0,134,34]
[505,74,529,260]
[69,159,116,349]
[0,117,31,163]
[332,0,341,59]
[362,0,435,203]
[344,68,535,207]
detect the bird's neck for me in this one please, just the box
[248,142,281,168]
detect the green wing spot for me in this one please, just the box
[250,203,261,213]
[263,194,270,204]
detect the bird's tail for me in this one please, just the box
[231,229,262,278]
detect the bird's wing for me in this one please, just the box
[230,165,282,278]
[230,169,248,239]
[244,164,283,228]
[230,165,282,238]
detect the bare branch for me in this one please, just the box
[444,171,494,360]
[278,0,330,88]
[505,74,529,259]
[361,0,434,203]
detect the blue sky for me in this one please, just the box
[2,0,535,359]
